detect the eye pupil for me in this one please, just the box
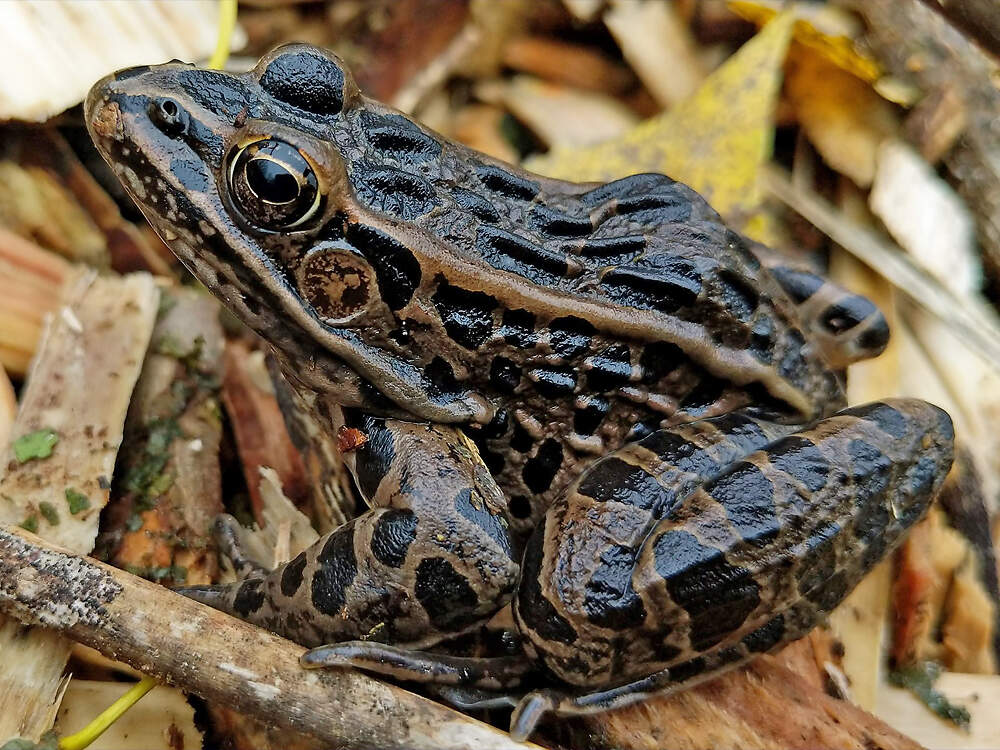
[245,158,299,204]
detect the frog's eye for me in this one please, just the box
[227,139,322,230]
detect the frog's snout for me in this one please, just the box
[85,74,124,147]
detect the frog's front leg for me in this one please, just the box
[178,415,520,650]
[509,399,953,740]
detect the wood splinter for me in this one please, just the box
[0,524,535,750]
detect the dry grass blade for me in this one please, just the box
[0,526,539,750]
[763,165,1000,371]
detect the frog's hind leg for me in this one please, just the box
[510,399,953,740]
[177,415,520,650]
[749,240,890,367]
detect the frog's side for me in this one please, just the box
[86,45,954,740]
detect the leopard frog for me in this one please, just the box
[86,44,954,740]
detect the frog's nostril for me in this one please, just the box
[149,97,189,136]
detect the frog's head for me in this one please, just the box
[86,45,492,425]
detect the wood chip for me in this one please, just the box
[0,271,158,740]
[870,139,979,296]
[477,75,638,148]
[603,0,706,107]
[0,0,245,121]
[222,339,309,525]
[876,672,1000,749]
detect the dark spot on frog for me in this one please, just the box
[362,112,442,163]
[653,529,761,650]
[768,266,824,304]
[749,317,775,363]
[549,316,595,358]
[353,418,395,501]
[579,235,647,259]
[312,529,359,616]
[583,543,647,629]
[742,614,785,652]
[431,281,497,350]
[353,164,439,220]
[490,357,522,393]
[796,521,840,598]
[573,396,610,436]
[346,223,421,310]
[414,557,480,630]
[640,340,685,383]
[846,439,892,500]
[529,367,577,398]
[577,456,667,512]
[280,552,308,597]
[516,525,578,644]
[600,259,702,314]
[476,225,569,277]
[260,50,345,115]
[715,269,759,322]
[233,578,266,616]
[705,461,780,546]
[451,187,500,223]
[424,356,461,398]
[169,156,211,193]
[475,164,539,201]
[522,438,563,494]
[679,373,729,414]
[510,421,534,453]
[767,435,830,493]
[500,308,538,349]
[371,508,419,568]
[840,402,908,439]
[585,344,633,392]
[531,204,593,237]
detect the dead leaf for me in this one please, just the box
[728,0,881,82]
[528,11,795,241]
[785,47,899,188]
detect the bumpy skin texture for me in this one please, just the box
[85,44,952,738]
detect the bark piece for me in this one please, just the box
[577,655,921,750]
[221,339,309,525]
[0,526,537,750]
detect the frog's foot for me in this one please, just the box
[430,685,520,711]
[508,645,759,741]
[302,641,531,690]
[212,513,271,579]
[748,239,890,367]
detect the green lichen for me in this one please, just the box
[20,515,38,534]
[13,429,59,463]
[889,661,970,730]
[38,501,59,526]
[65,488,91,515]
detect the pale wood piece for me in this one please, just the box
[0,525,537,750]
[0,272,158,741]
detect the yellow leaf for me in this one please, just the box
[527,11,794,242]
[728,0,881,82]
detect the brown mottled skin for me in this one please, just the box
[86,44,954,740]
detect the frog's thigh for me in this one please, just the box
[508,399,954,741]
[180,416,520,650]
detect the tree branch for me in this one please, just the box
[0,524,534,750]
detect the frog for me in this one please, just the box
[85,44,955,741]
